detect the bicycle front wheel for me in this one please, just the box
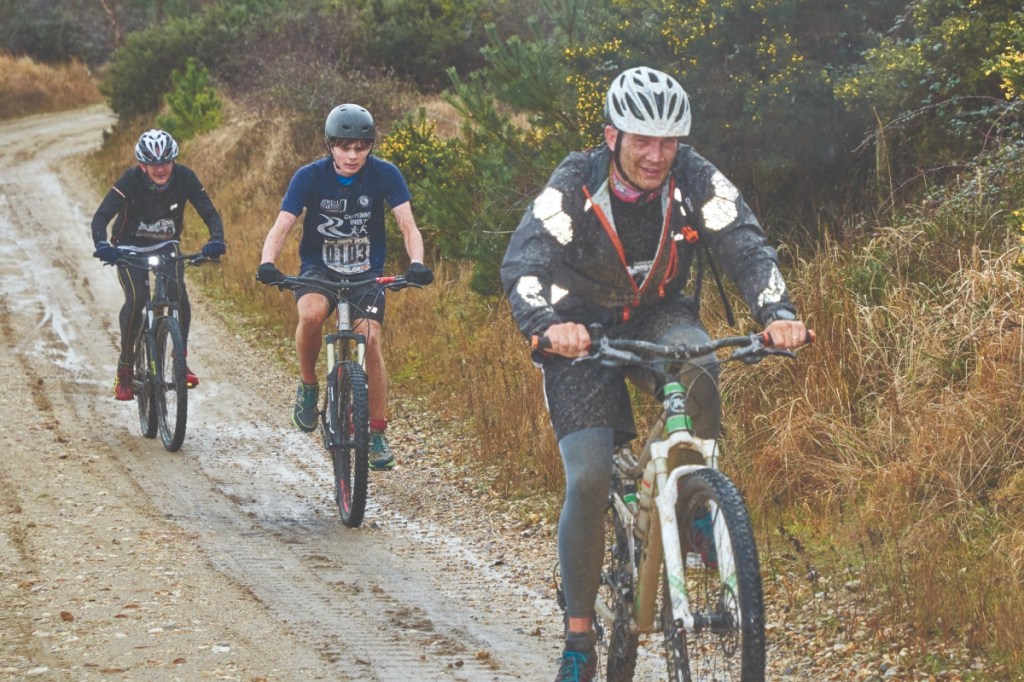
[133,330,157,439]
[154,317,188,452]
[327,360,369,527]
[663,467,765,682]
[602,497,639,682]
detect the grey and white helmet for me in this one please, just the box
[134,129,179,164]
[324,104,376,146]
[605,67,691,137]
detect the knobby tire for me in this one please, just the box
[328,360,369,527]
[134,330,157,439]
[667,468,765,682]
[603,483,640,682]
[155,317,188,452]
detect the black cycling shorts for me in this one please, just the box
[293,265,386,324]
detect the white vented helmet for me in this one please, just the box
[134,129,179,164]
[605,67,691,137]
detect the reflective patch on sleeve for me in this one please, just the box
[515,275,549,309]
[533,187,573,245]
[757,265,787,307]
[701,171,740,231]
[551,284,569,304]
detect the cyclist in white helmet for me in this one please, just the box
[501,66,808,681]
[91,129,227,400]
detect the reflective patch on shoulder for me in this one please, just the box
[515,275,549,309]
[551,284,569,304]
[757,265,787,307]
[533,187,573,245]
[701,171,740,231]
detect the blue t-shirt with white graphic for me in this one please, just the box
[281,155,412,275]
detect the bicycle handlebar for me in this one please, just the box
[272,273,418,299]
[111,251,219,269]
[531,325,814,370]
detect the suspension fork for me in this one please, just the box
[632,380,720,632]
[325,301,367,371]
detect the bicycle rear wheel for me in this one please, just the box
[663,468,765,682]
[601,485,639,682]
[133,331,157,438]
[327,360,369,527]
[154,317,188,452]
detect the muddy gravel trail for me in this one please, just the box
[0,107,562,681]
[4,106,969,682]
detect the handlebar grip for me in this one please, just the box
[377,276,398,284]
[761,329,815,347]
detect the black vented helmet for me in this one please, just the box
[324,104,376,146]
[605,67,691,137]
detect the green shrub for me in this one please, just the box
[353,0,536,91]
[157,58,223,140]
[100,0,286,120]
[984,10,1024,101]
[377,109,472,253]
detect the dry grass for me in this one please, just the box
[85,100,1024,670]
[383,259,562,492]
[727,223,1024,667]
[0,54,102,120]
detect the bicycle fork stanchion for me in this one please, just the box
[329,296,366,368]
[633,377,733,635]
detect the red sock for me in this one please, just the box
[369,418,387,432]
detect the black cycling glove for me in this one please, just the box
[256,262,284,285]
[405,262,434,286]
[202,239,227,259]
[93,241,120,264]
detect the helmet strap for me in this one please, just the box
[610,131,660,203]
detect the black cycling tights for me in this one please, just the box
[116,261,190,366]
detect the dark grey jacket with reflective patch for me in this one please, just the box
[500,143,797,338]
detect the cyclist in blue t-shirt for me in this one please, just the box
[256,104,433,470]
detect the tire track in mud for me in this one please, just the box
[109,437,547,681]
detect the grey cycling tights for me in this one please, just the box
[556,355,722,620]
[557,426,617,620]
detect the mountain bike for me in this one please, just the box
[269,272,418,528]
[544,325,813,681]
[113,249,218,453]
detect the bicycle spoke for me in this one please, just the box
[664,469,765,681]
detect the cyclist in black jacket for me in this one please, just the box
[501,67,809,682]
[91,129,226,401]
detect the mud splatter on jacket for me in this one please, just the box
[500,143,796,338]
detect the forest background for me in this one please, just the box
[3,0,1024,677]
